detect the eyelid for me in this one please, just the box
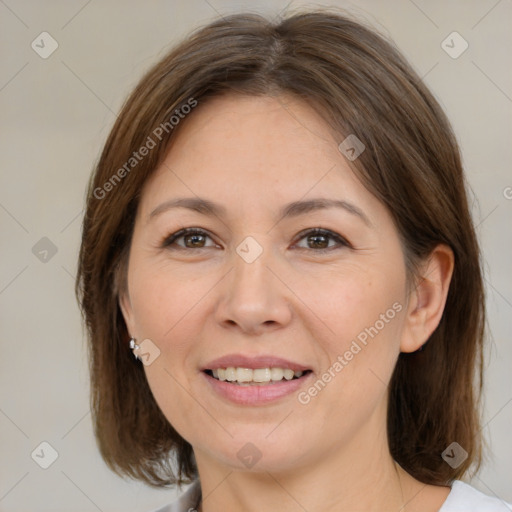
[292,227,351,250]
[161,227,215,249]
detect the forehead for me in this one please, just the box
[137,93,383,225]
[165,93,340,166]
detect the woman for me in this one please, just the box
[75,9,511,512]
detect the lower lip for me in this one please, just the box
[202,372,312,405]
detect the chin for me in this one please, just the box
[195,432,312,474]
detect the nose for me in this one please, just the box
[214,241,293,335]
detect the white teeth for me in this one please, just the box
[270,367,284,381]
[236,367,253,382]
[253,368,271,382]
[225,367,236,381]
[283,369,294,380]
[208,366,307,384]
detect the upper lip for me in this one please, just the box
[202,354,311,372]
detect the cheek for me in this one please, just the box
[311,266,405,395]
[143,365,199,445]
[128,260,212,345]
[130,268,204,434]
[128,265,215,439]
[310,264,405,345]
[297,284,404,448]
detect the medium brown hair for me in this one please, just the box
[75,9,485,488]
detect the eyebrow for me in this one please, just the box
[148,197,372,227]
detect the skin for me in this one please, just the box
[120,94,454,511]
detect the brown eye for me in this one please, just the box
[162,228,216,250]
[294,228,349,251]
[182,232,207,248]
[307,233,329,249]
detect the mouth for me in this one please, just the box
[203,367,313,386]
[200,354,314,404]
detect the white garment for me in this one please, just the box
[438,481,511,511]
[151,479,512,512]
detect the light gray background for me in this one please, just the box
[0,1,511,510]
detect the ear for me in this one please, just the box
[119,291,137,339]
[400,244,454,353]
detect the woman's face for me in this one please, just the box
[120,94,414,474]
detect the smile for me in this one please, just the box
[204,367,311,385]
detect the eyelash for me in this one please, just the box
[160,227,351,252]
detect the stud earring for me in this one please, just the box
[129,337,141,361]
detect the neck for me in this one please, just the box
[196,455,405,512]
[194,413,408,511]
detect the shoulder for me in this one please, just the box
[148,480,201,512]
[439,480,512,512]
